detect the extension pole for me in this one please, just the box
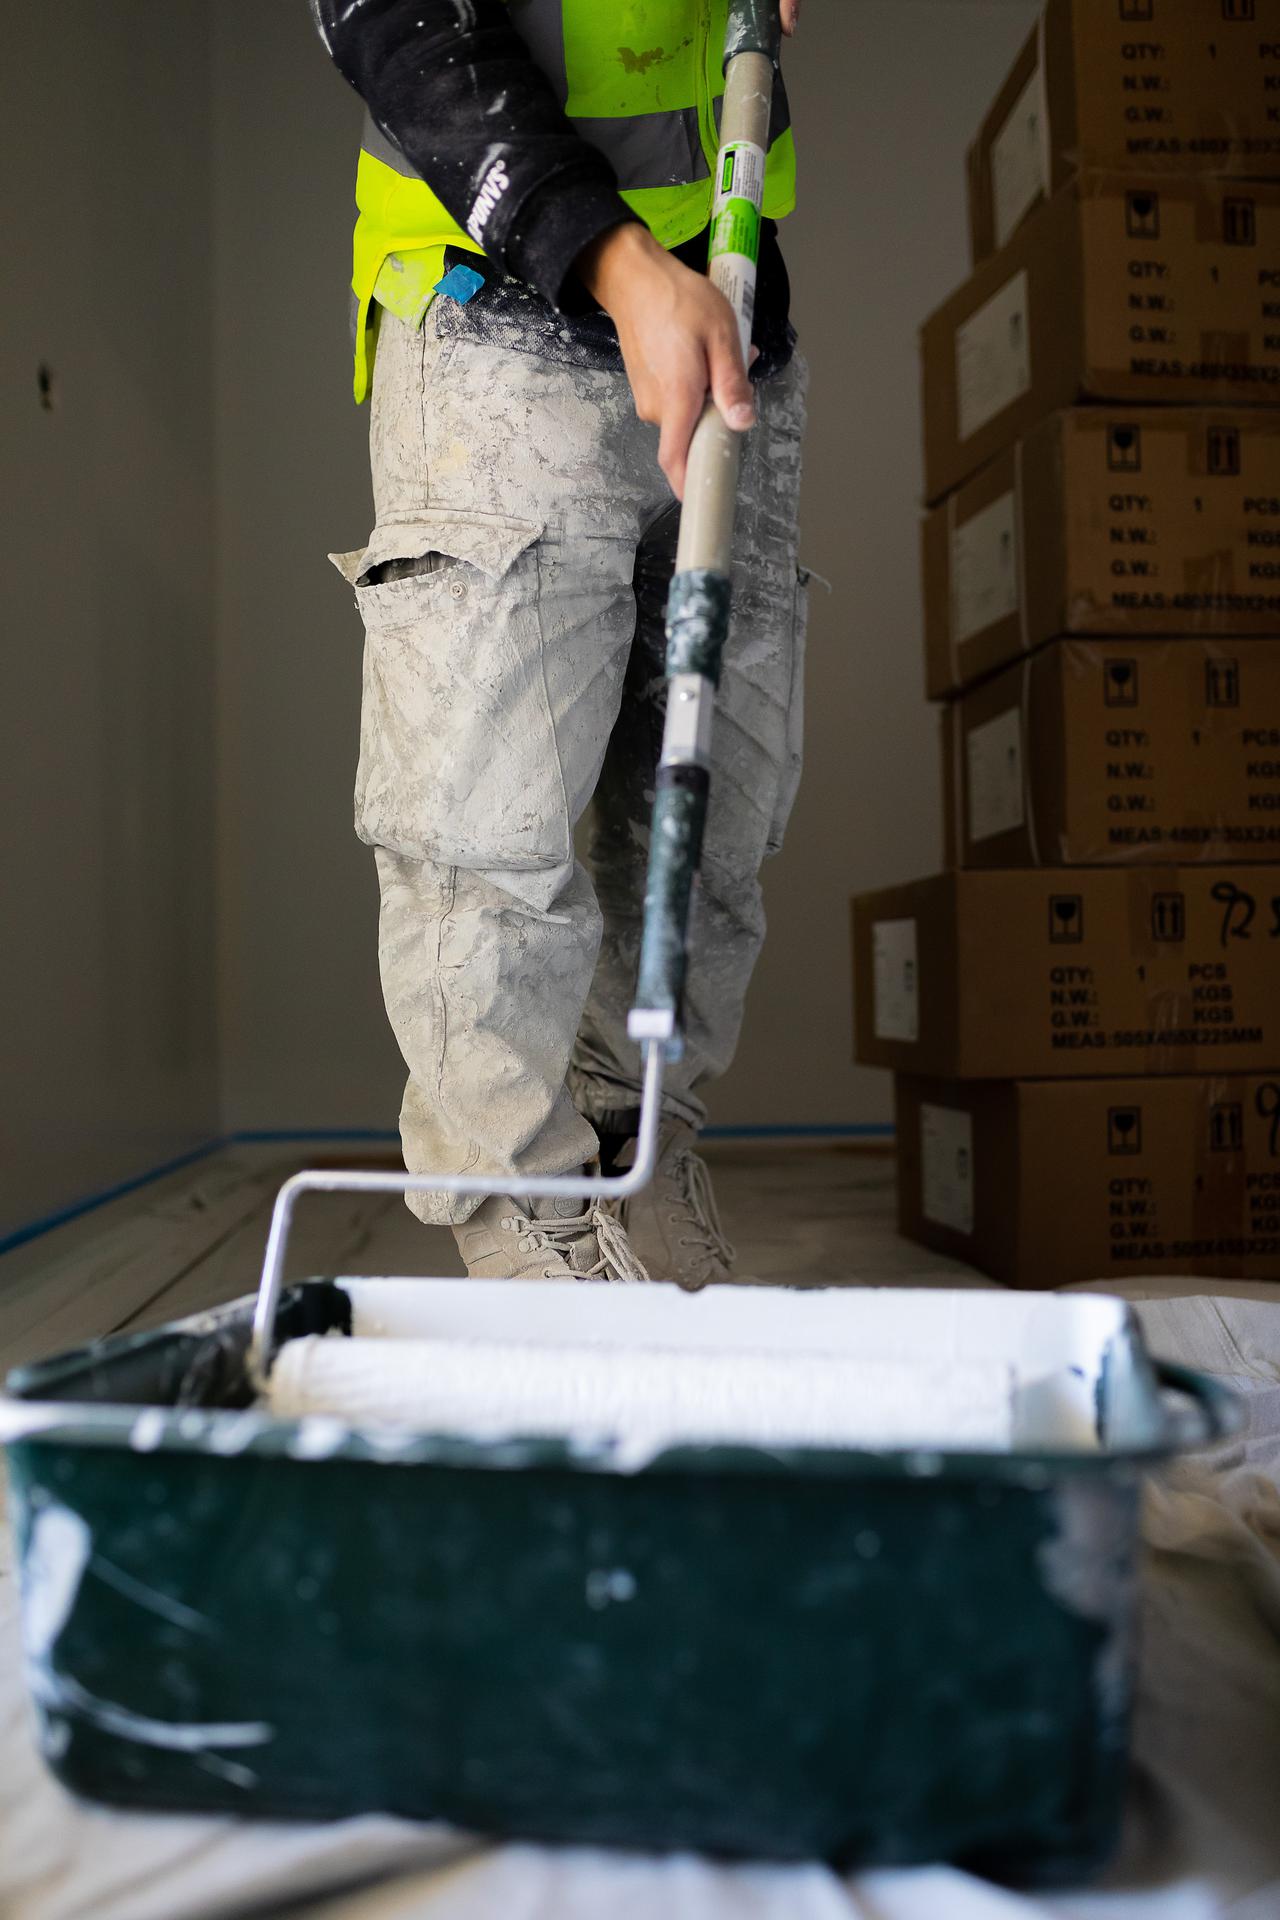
[628,1,782,1058]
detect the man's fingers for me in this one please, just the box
[782,0,800,34]
[658,382,705,500]
[708,323,755,433]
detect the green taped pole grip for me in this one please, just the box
[635,773,710,1055]
[724,0,783,66]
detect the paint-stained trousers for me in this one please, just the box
[335,294,807,1224]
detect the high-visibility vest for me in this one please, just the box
[349,0,797,400]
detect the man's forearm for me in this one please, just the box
[310,0,635,307]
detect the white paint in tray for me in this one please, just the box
[260,1283,1115,1464]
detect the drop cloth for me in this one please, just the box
[2,1292,1278,1920]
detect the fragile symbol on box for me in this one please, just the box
[1126,192,1160,242]
[1151,893,1187,942]
[1259,1084,1280,1156]
[1107,425,1142,474]
[1206,660,1240,708]
[1223,0,1256,22]
[1108,1107,1143,1155]
[1049,895,1084,943]
[1104,661,1139,708]
[1210,1103,1244,1153]
[1207,427,1241,477]
[1223,198,1257,248]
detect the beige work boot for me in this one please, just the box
[454,1179,650,1283]
[615,1124,740,1291]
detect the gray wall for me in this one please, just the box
[211,5,375,1134]
[211,0,1039,1139]
[2,1,1041,1232]
[1,3,220,1238]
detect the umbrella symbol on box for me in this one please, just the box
[1151,893,1186,942]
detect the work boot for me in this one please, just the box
[454,1178,650,1283]
[613,1123,739,1291]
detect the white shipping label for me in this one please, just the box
[966,707,1025,844]
[952,490,1020,645]
[956,271,1031,443]
[921,1104,975,1237]
[872,919,919,1043]
[991,68,1049,251]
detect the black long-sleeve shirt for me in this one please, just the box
[310,0,792,360]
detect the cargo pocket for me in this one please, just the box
[765,563,810,857]
[337,509,568,872]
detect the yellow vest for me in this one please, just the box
[349,0,797,399]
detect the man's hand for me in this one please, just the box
[579,223,754,499]
[782,0,801,32]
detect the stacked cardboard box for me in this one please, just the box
[853,0,1280,1289]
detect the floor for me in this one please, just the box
[0,1142,983,1375]
[2,1141,1277,1378]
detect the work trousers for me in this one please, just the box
[334,294,807,1224]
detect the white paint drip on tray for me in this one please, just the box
[19,1503,274,1765]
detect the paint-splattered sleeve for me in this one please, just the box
[310,0,638,309]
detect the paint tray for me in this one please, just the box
[0,1281,1235,1884]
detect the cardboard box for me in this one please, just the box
[968,0,1280,264]
[921,172,1280,505]
[851,866,1280,1079]
[922,407,1280,698]
[895,1071,1280,1288]
[941,637,1280,867]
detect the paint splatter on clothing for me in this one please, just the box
[332,297,807,1222]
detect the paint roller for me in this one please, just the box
[267,1335,1016,1453]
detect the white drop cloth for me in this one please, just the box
[3,1293,1278,1920]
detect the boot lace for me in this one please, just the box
[530,1205,650,1284]
[666,1148,736,1279]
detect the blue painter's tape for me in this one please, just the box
[0,1139,224,1258]
[435,263,485,305]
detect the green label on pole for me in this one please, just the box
[709,139,765,359]
[710,196,761,265]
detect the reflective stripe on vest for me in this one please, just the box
[349,0,797,401]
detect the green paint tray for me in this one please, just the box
[0,1280,1235,1884]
